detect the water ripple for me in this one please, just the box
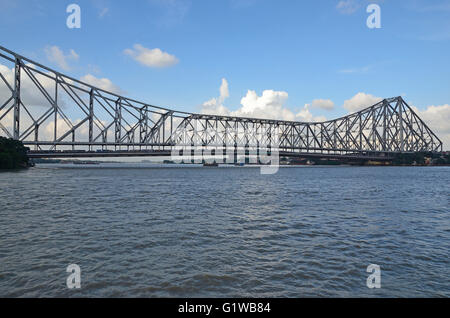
[0,165,449,297]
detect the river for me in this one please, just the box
[0,164,449,297]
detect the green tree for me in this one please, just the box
[0,137,30,169]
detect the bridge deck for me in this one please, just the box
[28,150,394,161]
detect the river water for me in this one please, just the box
[0,164,449,297]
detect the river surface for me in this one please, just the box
[0,164,449,297]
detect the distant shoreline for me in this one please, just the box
[31,161,450,168]
[29,151,450,168]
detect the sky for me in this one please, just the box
[0,0,449,149]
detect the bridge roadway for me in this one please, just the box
[27,150,394,161]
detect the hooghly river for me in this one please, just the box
[0,164,449,297]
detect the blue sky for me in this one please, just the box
[1,0,450,146]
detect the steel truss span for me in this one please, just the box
[0,45,443,159]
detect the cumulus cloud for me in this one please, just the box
[310,99,335,110]
[343,92,383,113]
[80,74,123,94]
[201,78,326,122]
[235,90,294,120]
[411,104,450,150]
[200,79,295,120]
[44,46,79,71]
[296,105,328,123]
[0,63,56,108]
[124,44,179,68]
[0,62,57,138]
[201,78,231,116]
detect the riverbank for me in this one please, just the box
[285,152,450,166]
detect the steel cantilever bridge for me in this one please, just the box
[0,46,443,161]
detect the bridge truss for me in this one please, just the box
[0,46,443,160]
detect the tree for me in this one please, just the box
[0,137,30,169]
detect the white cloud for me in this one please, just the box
[0,63,58,139]
[411,104,450,150]
[201,78,326,122]
[219,78,230,100]
[310,99,335,110]
[200,79,295,120]
[201,78,231,116]
[44,46,79,71]
[80,74,123,95]
[235,90,293,120]
[336,0,361,14]
[0,63,56,108]
[124,44,179,68]
[295,104,328,123]
[343,92,383,113]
